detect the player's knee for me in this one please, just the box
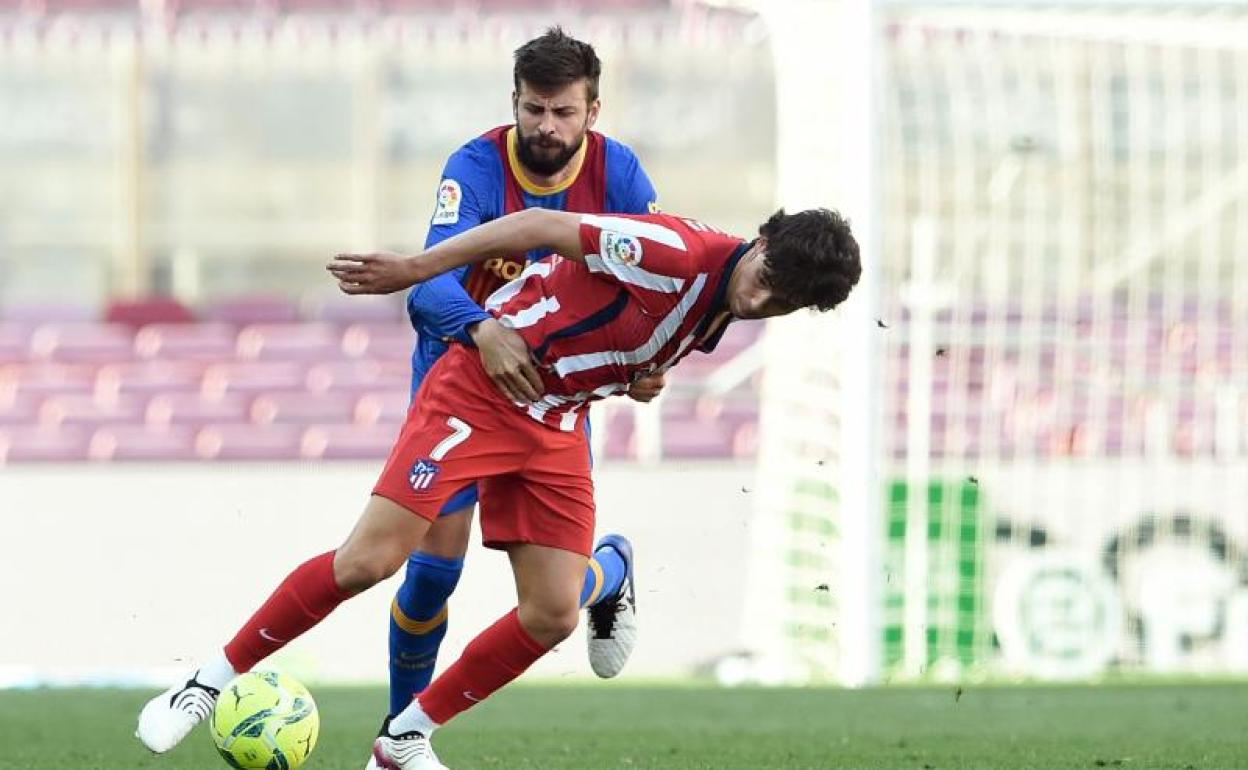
[517,601,580,645]
[334,542,405,593]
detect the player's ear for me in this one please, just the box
[586,98,601,130]
[511,91,519,120]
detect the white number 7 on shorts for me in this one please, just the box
[430,417,473,461]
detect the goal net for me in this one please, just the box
[746,1,1248,683]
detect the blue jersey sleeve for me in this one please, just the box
[406,143,501,343]
[604,138,659,216]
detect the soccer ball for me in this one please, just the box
[209,670,320,770]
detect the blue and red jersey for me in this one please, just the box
[406,125,658,389]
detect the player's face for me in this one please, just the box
[727,246,800,320]
[512,79,600,177]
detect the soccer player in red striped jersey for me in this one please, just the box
[136,207,860,770]
[393,26,658,718]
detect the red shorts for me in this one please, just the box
[372,345,595,556]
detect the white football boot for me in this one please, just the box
[367,717,448,770]
[135,671,220,753]
[586,534,638,679]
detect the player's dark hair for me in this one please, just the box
[513,26,602,103]
[759,208,862,312]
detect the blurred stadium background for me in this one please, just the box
[2,0,1247,701]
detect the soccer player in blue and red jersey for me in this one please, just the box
[136,206,861,769]
[393,27,659,714]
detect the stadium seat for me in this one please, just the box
[195,423,303,460]
[251,391,358,425]
[133,323,237,361]
[104,297,196,327]
[353,391,410,425]
[661,417,733,459]
[39,394,147,430]
[201,361,308,397]
[89,425,199,461]
[0,324,31,364]
[95,361,205,398]
[305,359,409,394]
[301,423,399,460]
[0,362,98,399]
[146,392,252,427]
[340,323,414,361]
[0,425,91,463]
[202,294,301,325]
[29,323,136,364]
[308,293,404,325]
[236,323,343,361]
[599,408,635,460]
[0,394,41,427]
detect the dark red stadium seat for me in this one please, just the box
[105,297,196,328]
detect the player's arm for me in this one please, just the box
[328,209,585,295]
[404,161,492,344]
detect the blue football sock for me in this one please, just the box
[388,551,463,716]
[580,543,628,608]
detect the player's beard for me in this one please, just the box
[515,124,584,177]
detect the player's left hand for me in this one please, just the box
[627,372,666,403]
[327,252,431,294]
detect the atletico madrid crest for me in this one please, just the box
[409,459,441,491]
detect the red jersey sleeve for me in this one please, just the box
[577,213,707,296]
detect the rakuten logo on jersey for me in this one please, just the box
[484,257,525,281]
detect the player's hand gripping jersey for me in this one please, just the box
[405,126,657,386]
[479,212,750,431]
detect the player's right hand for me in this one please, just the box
[327,251,433,294]
[469,319,544,404]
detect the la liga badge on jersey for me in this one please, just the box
[602,230,643,267]
[431,179,461,225]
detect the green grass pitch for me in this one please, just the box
[1,682,1243,769]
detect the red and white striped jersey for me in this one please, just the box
[482,212,750,431]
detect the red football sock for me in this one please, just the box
[223,550,351,672]
[416,608,550,725]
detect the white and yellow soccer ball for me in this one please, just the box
[209,670,320,770]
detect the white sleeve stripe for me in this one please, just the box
[498,296,561,329]
[580,214,687,251]
[584,253,685,293]
[483,261,554,311]
[553,273,708,378]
